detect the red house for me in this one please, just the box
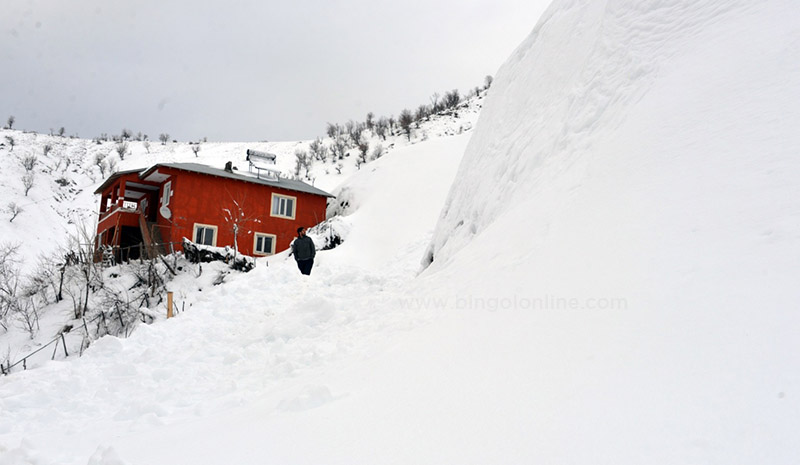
[94,162,333,260]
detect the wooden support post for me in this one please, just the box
[167,291,174,319]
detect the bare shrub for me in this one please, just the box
[115,142,128,160]
[7,203,22,223]
[371,144,385,160]
[21,154,37,171]
[22,173,35,196]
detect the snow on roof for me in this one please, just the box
[142,162,334,198]
[92,168,145,194]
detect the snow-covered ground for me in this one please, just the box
[3,0,800,464]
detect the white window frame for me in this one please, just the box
[193,223,218,247]
[270,193,297,220]
[161,181,172,207]
[253,232,277,256]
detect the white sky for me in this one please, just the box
[1,0,551,142]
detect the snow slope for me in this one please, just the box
[2,1,800,464]
[0,130,471,465]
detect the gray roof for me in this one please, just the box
[93,168,145,194]
[144,162,334,198]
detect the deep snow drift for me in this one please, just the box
[417,0,800,462]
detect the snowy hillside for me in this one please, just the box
[0,94,482,374]
[0,93,481,270]
[2,1,799,464]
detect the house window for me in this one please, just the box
[193,223,217,247]
[253,232,276,256]
[161,181,172,207]
[271,193,296,219]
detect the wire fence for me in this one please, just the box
[1,312,103,375]
[1,297,186,376]
[1,243,192,377]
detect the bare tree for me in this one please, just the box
[4,136,14,151]
[61,221,102,319]
[15,298,39,339]
[430,92,441,114]
[58,127,66,137]
[159,133,170,145]
[121,128,132,140]
[375,118,388,140]
[399,109,414,140]
[143,141,151,153]
[326,123,340,139]
[7,203,22,223]
[107,157,118,174]
[357,141,369,166]
[443,89,461,109]
[94,153,106,177]
[5,115,14,129]
[0,244,21,332]
[366,112,375,131]
[309,137,328,162]
[294,149,311,178]
[484,75,493,89]
[22,173,35,196]
[43,144,53,156]
[346,120,364,147]
[330,137,348,160]
[191,144,201,157]
[221,193,260,266]
[416,104,429,124]
[115,142,128,160]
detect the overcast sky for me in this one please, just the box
[1,0,551,142]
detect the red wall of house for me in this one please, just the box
[158,167,328,255]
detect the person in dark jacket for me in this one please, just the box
[291,226,316,275]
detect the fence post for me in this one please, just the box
[167,291,174,319]
[61,333,69,357]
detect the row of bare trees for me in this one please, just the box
[0,224,176,342]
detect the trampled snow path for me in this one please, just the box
[0,134,470,464]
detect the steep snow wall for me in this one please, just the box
[410,1,800,460]
[424,0,800,295]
